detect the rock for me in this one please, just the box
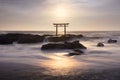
[42,34,53,37]
[41,43,63,50]
[76,34,84,38]
[0,35,13,45]
[108,39,117,43]
[65,34,84,38]
[71,41,87,49]
[47,34,84,42]
[73,49,84,53]
[0,33,24,45]
[17,34,44,44]
[48,36,71,42]
[41,40,87,50]
[67,49,84,56]
[68,52,82,56]
[0,33,45,45]
[97,43,104,47]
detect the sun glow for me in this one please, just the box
[54,6,68,18]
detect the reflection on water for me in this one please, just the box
[39,54,84,76]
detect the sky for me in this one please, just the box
[0,0,120,31]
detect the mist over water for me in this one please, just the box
[0,31,120,75]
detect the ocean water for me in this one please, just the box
[0,31,120,75]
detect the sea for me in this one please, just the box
[0,31,120,75]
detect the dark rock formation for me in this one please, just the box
[47,34,84,42]
[108,39,117,43]
[42,34,53,37]
[17,34,44,44]
[41,41,87,50]
[97,43,104,47]
[68,52,83,56]
[0,33,23,45]
[68,52,81,56]
[65,34,84,38]
[0,33,44,45]
[0,33,85,45]
[68,49,84,56]
[73,49,84,53]
[48,36,71,42]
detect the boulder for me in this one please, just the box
[108,39,117,43]
[97,43,104,47]
[41,40,87,50]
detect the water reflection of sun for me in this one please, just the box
[40,55,82,75]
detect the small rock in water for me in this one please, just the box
[68,52,83,56]
[73,49,84,53]
[108,39,117,43]
[97,43,104,47]
[68,49,84,56]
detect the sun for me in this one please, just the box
[54,6,68,18]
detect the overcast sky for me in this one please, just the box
[0,0,120,31]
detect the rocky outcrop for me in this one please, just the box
[17,34,44,44]
[41,41,87,50]
[108,39,117,43]
[97,43,104,47]
[0,33,44,44]
[65,34,84,38]
[0,33,23,45]
[47,34,84,42]
[48,36,71,42]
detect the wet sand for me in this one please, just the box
[0,62,120,80]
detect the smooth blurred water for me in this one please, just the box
[0,31,120,75]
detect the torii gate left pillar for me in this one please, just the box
[53,23,69,36]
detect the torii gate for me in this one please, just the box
[53,23,69,36]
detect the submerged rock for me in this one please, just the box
[68,49,84,56]
[73,49,84,53]
[97,43,104,47]
[108,39,117,43]
[41,41,87,50]
[68,52,83,56]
